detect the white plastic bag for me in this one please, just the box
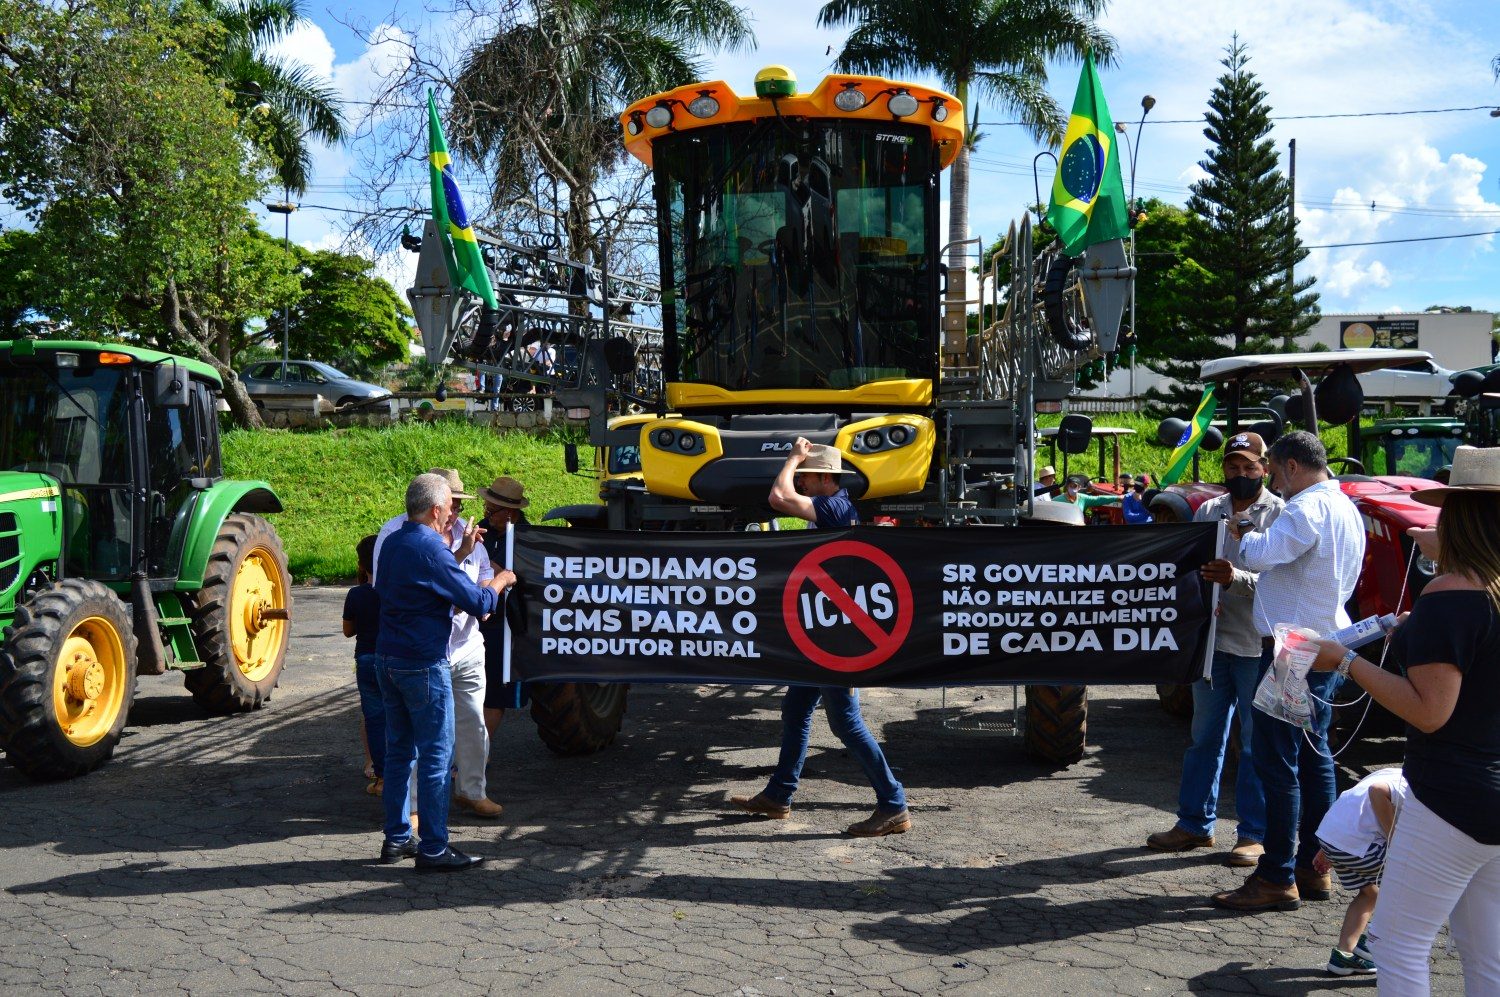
[1252,623,1320,731]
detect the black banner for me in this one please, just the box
[507,524,1220,687]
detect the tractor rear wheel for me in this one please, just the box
[0,580,138,780]
[185,513,291,713]
[1023,684,1088,766]
[1155,682,1194,719]
[529,682,628,756]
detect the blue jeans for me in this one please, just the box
[764,687,906,812]
[1251,650,1342,886]
[1175,652,1266,842]
[376,654,454,858]
[355,653,385,775]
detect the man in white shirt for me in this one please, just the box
[373,468,503,819]
[1213,431,1364,913]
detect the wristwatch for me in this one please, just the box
[1337,648,1358,679]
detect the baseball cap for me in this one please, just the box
[1223,431,1267,461]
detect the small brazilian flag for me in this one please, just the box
[1046,53,1129,257]
[1162,385,1219,485]
[428,90,498,309]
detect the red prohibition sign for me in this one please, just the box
[782,540,914,672]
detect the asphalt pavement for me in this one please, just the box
[0,586,1463,995]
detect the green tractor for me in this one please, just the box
[1360,416,1468,480]
[0,340,291,780]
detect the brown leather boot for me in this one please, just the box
[1295,865,1332,901]
[454,795,504,819]
[1211,874,1301,912]
[846,808,912,837]
[1145,827,1215,852]
[1225,838,1265,868]
[729,792,790,819]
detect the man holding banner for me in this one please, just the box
[1147,432,1280,866]
[729,439,912,837]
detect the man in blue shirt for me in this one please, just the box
[730,438,911,837]
[375,473,514,871]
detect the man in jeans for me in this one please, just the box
[1146,432,1281,867]
[1213,431,1362,911]
[374,473,513,871]
[730,438,911,837]
[373,469,504,819]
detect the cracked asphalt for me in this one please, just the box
[0,587,1463,995]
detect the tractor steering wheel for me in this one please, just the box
[1328,456,1365,475]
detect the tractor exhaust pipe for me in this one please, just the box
[130,573,169,676]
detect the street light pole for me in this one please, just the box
[266,196,298,370]
[1115,95,1154,398]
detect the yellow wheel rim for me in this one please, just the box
[230,546,287,683]
[50,616,128,747]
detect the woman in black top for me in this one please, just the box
[1311,446,1500,995]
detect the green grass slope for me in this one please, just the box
[222,422,599,581]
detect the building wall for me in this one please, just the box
[1308,312,1494,370]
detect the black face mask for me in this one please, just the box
[1225,476,1263,501]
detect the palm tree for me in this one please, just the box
[818,0,1114,266]
[452,0,754,265]
[200,0,347,194]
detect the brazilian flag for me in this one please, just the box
[428,90,499,309]
[1162,386,1219,485]
[1046,53,1129,257]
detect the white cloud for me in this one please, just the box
[265,21,335,79]
[1299,143,1500,305]
[331,24,412,116]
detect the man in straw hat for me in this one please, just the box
[478,476,531,739]
[729,437,912,837]
[374,469,507,822]
[1034,465,1059,497]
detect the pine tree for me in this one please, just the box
[1146,36,1318,410]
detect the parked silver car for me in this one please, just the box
[239,361,392,408]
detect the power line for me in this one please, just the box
[1304,228,1500,249]
[977,104,1498,126]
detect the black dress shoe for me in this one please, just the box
[415,847,485,872]
[380,837,419,864]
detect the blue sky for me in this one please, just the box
[273,0,1500,316]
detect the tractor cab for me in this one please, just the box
[1361,417,1467,481]
[0,339,290,781]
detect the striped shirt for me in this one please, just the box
[1236,478,1365,638]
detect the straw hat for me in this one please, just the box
[1413,446,1500,507]
[792,444,851,476]
[427,467,473,499]
[1037,465,1058,479]
[480,475,530,509]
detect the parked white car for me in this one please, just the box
[1356,358,1458,403]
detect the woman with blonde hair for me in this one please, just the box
[1311,445,1500,994]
